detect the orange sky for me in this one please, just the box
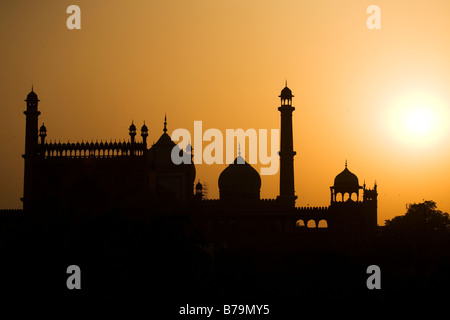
[1,0,450,225]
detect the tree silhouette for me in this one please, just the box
[385,200,450,237]
[380,200,450,303]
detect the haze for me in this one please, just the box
[1,0,450,225]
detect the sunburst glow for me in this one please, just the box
[403,105,435,135]
[387,91,449,147]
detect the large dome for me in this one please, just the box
[218,156,261,201]
[148,128,196,196]
[333,164,360,194]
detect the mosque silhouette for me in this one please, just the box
[5,85,450,313]
[16,83,377,243]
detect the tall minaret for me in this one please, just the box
[22,87,41,211]
[277,82,297,207]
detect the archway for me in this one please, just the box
[296,220,305,227]
[307,220,316,228]
[317,220,328,228]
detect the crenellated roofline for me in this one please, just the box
[36,140,146,158]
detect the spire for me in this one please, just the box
[285,79,287,87]
[345,159,348,169]
[31,84,34,92]
[163,114,167,133]
[238,143,241,157]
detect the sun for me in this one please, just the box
[402,105,435,135]
[387,90,449,148]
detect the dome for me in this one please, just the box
[129,122,136,131]
[333,164,360,193]
[155,132,175,147]
[39,123,47,133]
[218,156,261,201]
[141,122,148,132]
[279,85,294,100]
[148,130,196,186]
[26,89,39,101]
[195,181,203,191]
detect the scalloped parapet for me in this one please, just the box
[36,140,146,158]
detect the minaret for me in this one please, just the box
[277,82,297,207]
[22,86,41,211]
[129,121,137,143]
[141,121,148,148]
[39,123,47,145]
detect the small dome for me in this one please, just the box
[39,123,47,132]
[141,122,148,132]
[334,164,360,193]
[279,85,294,100]
[26,89,39,101]
[129,122,136,131]
[195,181,203,191]
[218,156,261,201]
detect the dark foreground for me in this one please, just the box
[1,210,449,316]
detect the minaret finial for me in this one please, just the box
[163,114,167,133]
[31,84,34,92]
[238,143,241,157]
[285,79,287,87]
[345,159,347,168]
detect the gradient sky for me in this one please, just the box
[1,0,450,225]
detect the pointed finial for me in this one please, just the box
[163,114,167,133]
[345,159,347,168]
[238,143,241,157]
[285,79,287,87]
[31,84,34,92]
